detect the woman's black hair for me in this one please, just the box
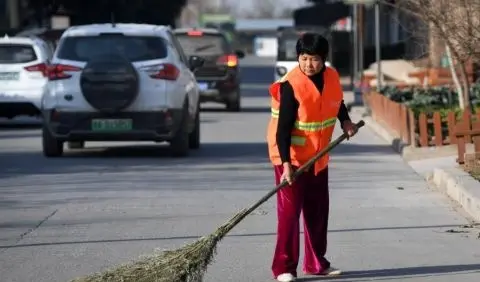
[296,32,329,61]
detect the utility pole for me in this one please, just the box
[374,1,382,89]
[343,0,379,108]
[358,4,364,85]
[352,4,358,90]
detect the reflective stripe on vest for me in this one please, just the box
[271,108,337,133]
[291,136,306,146]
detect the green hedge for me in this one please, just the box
[377,82,480,119]
[375,82,480,140]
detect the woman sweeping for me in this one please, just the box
[266,32,358,282]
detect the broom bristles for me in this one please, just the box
[71,209,247,282]
[71,235,220,282]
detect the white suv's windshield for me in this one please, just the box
[56,34,168,62]
[0,44,37,64]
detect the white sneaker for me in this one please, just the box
[276,273,296,282]
[320,267,342,276]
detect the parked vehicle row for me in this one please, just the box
[0,23,245,158]
[0,35,53,119]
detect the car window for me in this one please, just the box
[56,34,168,62]
[42,41,55,60]
[277,37,298,61]
[166,41,182,63]
[167,32,188,65]
[175,33,228,56]
[0,44,37,64]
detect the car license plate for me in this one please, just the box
[91,119,132,131]
[0,72,19,80]
[198,82,208,91]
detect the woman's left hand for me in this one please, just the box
[342,120,358,139]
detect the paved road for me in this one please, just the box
[1,59,480,282]
[239,55,275,85]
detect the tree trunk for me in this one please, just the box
[445,45,464,109]
[459,61,472,111]
[429,23,444,68]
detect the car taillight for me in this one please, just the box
[24,63,48,77]
[48,64,82,81]
[141,63,179,80]
[217,55,238,67]
[187,30,203,36]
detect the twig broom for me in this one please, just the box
[71,120,365,282]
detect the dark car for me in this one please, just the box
[173,28,245,111]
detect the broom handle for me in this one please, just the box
[218,120,365,235]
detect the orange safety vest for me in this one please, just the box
[266,65,343,175]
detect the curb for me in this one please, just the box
[362,115,409,157]
[362,113,474,161]
[361,110,480,222]
[426,168,480,222]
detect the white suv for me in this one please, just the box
[0,35,53,119]
[41,23,204,157]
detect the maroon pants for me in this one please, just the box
[272,165,331,278]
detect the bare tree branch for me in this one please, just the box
[388,0,480,109]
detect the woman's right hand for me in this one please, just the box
[281,162,294,185]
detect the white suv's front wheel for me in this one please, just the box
[42,126,63,157]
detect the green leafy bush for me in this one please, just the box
[377,82,480,116]
[376,82,480,141]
